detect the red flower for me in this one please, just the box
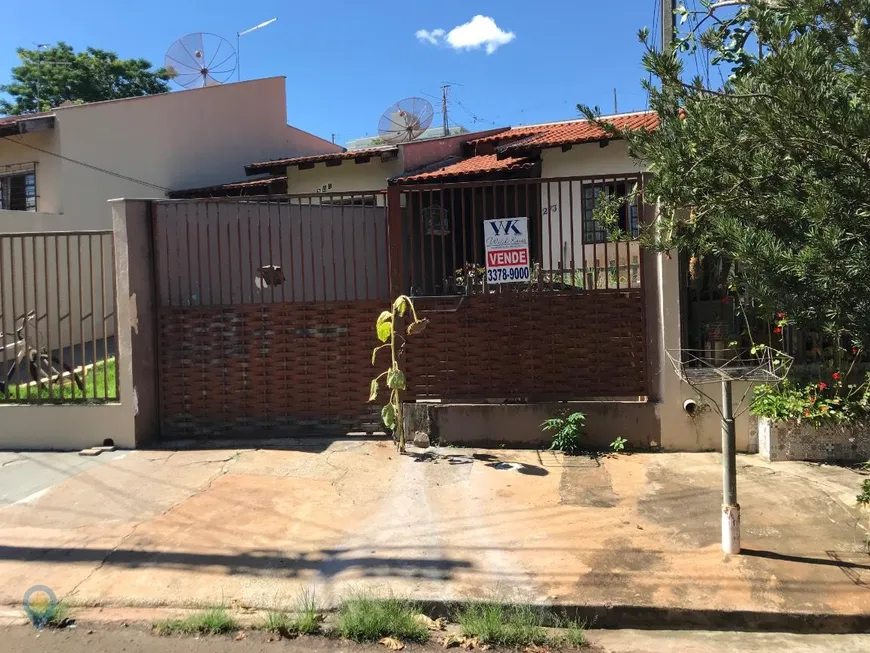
[776,312,784,319]
[818,382,828,390]
[721,296,731,304]
[773,327,783,334]
[832,372,841,381]
[803,408,810,416]
[852,347,860,355]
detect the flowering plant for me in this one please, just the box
[751,370,870,427]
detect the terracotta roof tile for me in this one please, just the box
[246,146,398,173]
[397,153,535,183]
[469,111,659,151]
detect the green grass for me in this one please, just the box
[559,617,589,649]
[335,596,429,643]
[261,589,322,636]
[455,602,548,648]
[154,607,238,636]
[8,357,117,402]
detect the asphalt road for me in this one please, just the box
[4,626,870,653]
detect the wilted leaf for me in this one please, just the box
[369,378,379,402]
[393,296,408,317]
[377,310,393,324]
[407,318,429,336]
[387,368,407,390]
[377,319,393,343]
[382,403,397,429]
[372,344,388,365]
[441,634,482,650]
[414,614,445,631]
[379,636,405,650]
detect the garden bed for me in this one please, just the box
[757,416,870,462]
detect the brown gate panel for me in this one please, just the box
[158,301,384,438]
[404,291,646,401]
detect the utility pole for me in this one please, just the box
[661,0,676,51]
[660,0,740,555]
[441,84,450,137]
[613,88,618,114]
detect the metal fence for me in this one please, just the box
[398,174,644,297]
[0,231,118,403]
[153,193,389,306]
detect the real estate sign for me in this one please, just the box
[483,217,530,284]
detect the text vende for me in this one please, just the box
[486,248,529,267]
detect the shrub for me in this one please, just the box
[542,411,585,455]
[751,372,870,427]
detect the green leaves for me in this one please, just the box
[0,42,171,114]
[393,296,408,317]
[376,311,393,343]
[381,403,397,430]
[369,379,379,402]
[386,368,406,391]
[542,411,586,455]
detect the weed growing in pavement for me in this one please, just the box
[559,616,589,649]
[542,410,586,455]
[154,607,238,636]
[335,595,429,643]
[610,436,627,452]
[261,589,322,636]
[455,602,548,647]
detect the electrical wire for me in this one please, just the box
[2,134,171,192]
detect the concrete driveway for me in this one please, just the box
[0,441,867,629]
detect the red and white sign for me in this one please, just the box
[487,248,529,268]
[483,217,530,284]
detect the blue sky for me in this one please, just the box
[1,0,661,146]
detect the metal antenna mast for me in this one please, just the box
[237,18,277,82]
[440,84,450,136]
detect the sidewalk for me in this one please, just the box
[0,442,867,630]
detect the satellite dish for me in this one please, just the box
[165,33,237,89]
[377,97,434,143]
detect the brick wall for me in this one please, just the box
[158,301,384,438]
[404,291,646,401]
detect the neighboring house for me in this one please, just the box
[0,77,341,366]
[0,76,341,229]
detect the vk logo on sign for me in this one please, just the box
[488,220,522,236]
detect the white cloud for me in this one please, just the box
[415,28,445,45]
[415,15,515,54]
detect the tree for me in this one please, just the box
[0,42,171,115]
[581,0,870,351]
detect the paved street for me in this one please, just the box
[0,441,867,631]
[3,625,870,653]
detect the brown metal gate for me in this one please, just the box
[153,176,648,439]
[153,193,389,438]
[394,176,648,402]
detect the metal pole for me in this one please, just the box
[441,85,449,137]
[237,33,241,82]
[721,379,740,554]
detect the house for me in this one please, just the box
[146,110,749,454]
[0,77,341,374]
[0,76,341,229]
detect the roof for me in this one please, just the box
[469,111,659,151]
[395,153,536,183]
[0,111,56,137]
[246,146,398,174]
[168,176,287,199]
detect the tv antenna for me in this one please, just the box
[377,97,434,144]
[237,18,277,82]
[164,33,237,89]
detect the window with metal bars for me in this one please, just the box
[582,182,638,244]
[0,164,37,211]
